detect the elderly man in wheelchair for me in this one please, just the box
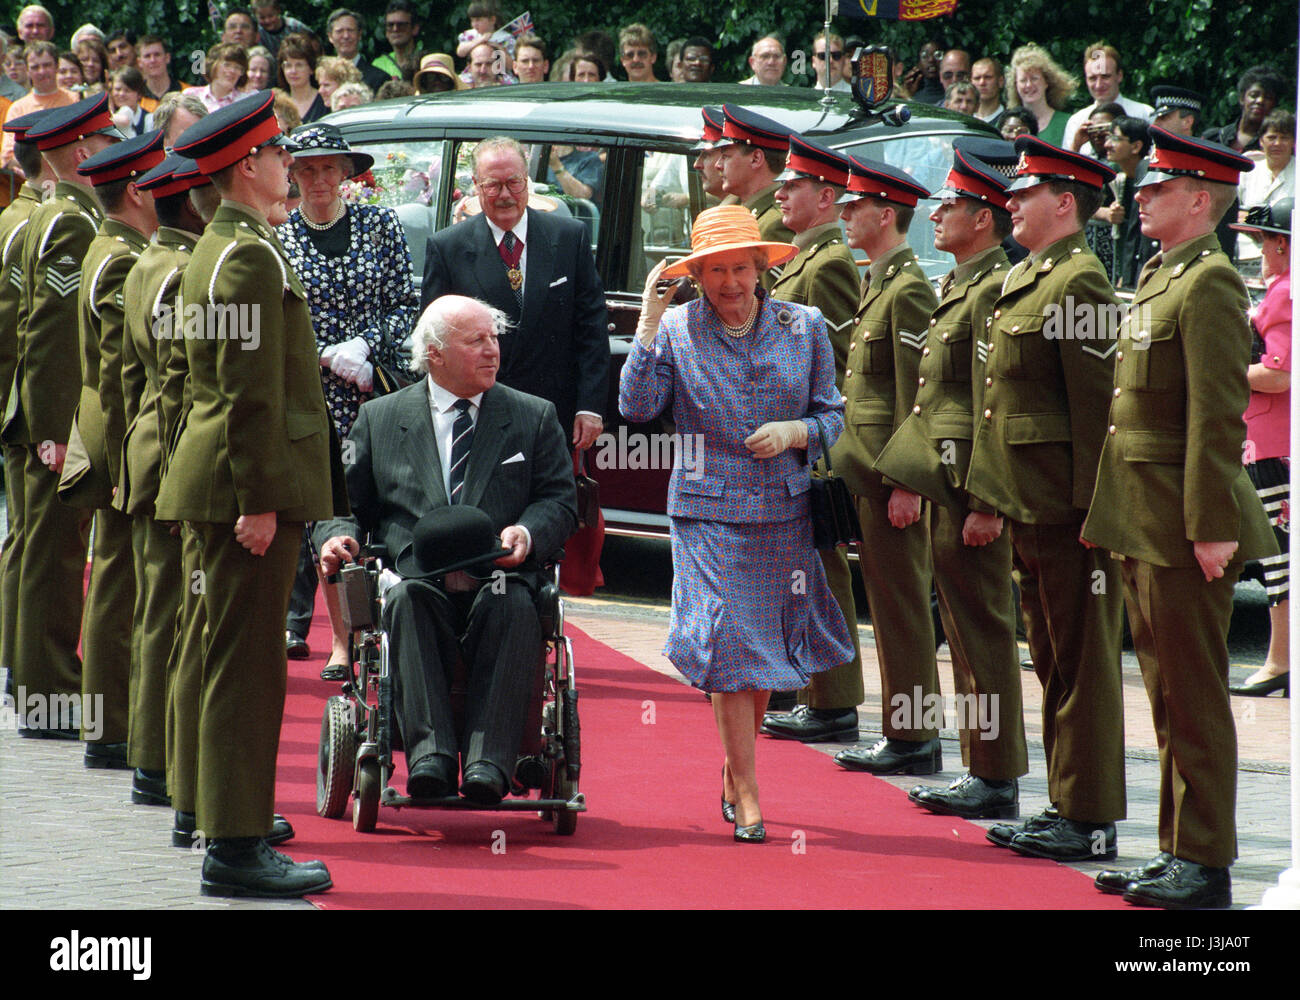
[316,294,577,810]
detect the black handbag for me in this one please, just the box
[574,448,600,529]
[372,359,412,396]
[808,417,862,550]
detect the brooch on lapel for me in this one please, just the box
[776,308,793,325]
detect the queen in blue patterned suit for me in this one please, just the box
[620,205,853,843]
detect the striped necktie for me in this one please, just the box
[448,398,474,503]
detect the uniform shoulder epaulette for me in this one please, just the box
[2,217,30,262]
[36,209,96,260]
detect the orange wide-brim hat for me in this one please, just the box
[662,204,799,279]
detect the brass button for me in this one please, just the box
[987,342,995,352]
[918,377,926,386]
[1117,351,1124,361]
[1108,425,1117,435]
[912,404,921,414]
[985,376,993,387]
[930,317,937,326]
[993,309,1001,318]
[922,347,931,357]
[1113,387,1122,397]
[983,408,992,419]
[846,369,853,377]
[941,332,949,342]
[1010,325,1020,333]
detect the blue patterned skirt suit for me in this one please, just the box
[619,291,854,692]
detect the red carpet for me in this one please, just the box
[274,609,1128,910]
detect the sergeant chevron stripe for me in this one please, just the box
[897,328,927,351]
[976,340,989,363]
[1081,342,1118,360]
[45,269,80,297]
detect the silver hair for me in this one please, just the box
[471,135,528,177]
[330,82,373,111]
[409,296,512,373]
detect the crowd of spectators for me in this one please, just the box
[0,3,1293,263]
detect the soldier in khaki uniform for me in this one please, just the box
[6,95,119,737]
[875,146,1029,818]
[714,104,796,288]
[0,110,51,690]
[830,155,943,775]
[1084,130,1276,909]
[761,135,864,742]
[156,92,337,897]
[966,137,1126,861]
[59,129,166,769]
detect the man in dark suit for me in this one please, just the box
[317,294,578,805]
[419,136,609,451]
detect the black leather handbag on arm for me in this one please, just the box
[808,416,862,551]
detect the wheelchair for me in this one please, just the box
[315,547,585,834]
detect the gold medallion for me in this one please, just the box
[508,267,523,290]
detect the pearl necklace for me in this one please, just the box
[720,297,759,338]
[301,201,346,231]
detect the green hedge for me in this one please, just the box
[9,0,1296,126]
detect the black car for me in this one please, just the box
[326,82,999,537]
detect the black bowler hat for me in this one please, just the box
[172,90,300,176]
[394,506,509,580]
[836,153,929,206]
[77,129,166,186]
[689,105,725,153]
[1137,126,1254,188]
[1150,85,1205,121]
[2,107,54,141]
[135,153,210,198]
[929,146,1012,211]
[1231,197,1293,237]
[24,93,122,151]
[774,134,851,187]
[717,104,796,152]
[952,136,1018,177]
[288,122,374,178]
[1005,134,1116,193]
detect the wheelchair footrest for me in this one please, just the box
[380,786,586,812]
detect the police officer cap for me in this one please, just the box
[1004,134,1117,193]
[929,146,1012,211]
[172,91,300,176]
[1149,85,1205,120]
[76,129,166,186]
[836,153,930,206]
[774,134,850,187]
[717,104,796,152]
[1230,197,1293,237]
[135,153,211,199]
[689,105,726,153]
[1137,126,1254,188]
[23,93,122,151]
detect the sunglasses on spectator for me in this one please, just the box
[814,50,844,60]
[476,175,528,196]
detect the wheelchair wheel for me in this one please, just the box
[551,768,578,836]
[353,758,380,832]
[317,696,357,819]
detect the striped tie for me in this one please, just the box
[448,398,474,503]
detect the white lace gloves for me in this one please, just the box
[320,336,374,392]
[637,258,679,347]
[744,420,809,459]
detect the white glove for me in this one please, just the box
[636,258,679,346]
[320,337,371,385]
[744,420,809,459]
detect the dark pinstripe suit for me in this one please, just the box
[314,379,577,777]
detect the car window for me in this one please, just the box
[630,149,706,292]
[347,138,448,278]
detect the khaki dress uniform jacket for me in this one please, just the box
[771,222,865,709]
[62,218,150,745]
[0,182,44,679]
[966,231,1125,822]
[154,202,337,839]
[5,180,99,718]
[874,246,1027,778]
[841,242,940,740]
[1083,233,1277,866]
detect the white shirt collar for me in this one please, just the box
[483,210,529,247]
[427,376,484,415]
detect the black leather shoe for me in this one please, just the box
[1228,672,1289,697]
[734,819,766,843]
[319,660,349,682]
[201,838,332,898]
[173,811,296,848]
[1020,658,1035,672]
[909,774,1018,819]
[407,754,456,799]
[460,761,507,805]
[761,705,858,742]
[84,741,130,770]
[834,737,942,775]
[131,768,171,806]
[986,805,1059,848]
[285,630,310,660]
[1122,857,1231,909]
[1095,852,1174,895]
[1010,817,1117,861]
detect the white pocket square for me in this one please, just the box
[549,276,568,288]
[501,452,525,464]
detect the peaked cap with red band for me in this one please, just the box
[929,145,1013,211]
[77,128,166,186]
[2,107,54,141]
[1136,126,1253,189]
[774,134,850,187]
[1005,134,1116,193]
[835,153,929,206]
[172,90,299,175]
[717,104,796,152]
[24,93,122,152]
[135,153,211,199]
[689,105,725,153]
